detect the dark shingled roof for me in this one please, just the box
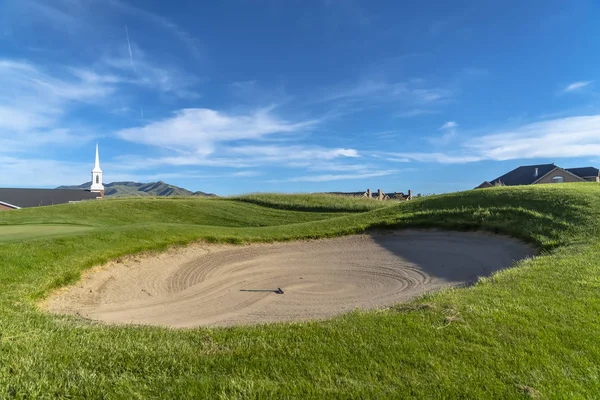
[566,167,600,178]
[0,188,99,209]
[489,164,557,186]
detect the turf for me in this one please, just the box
[0,224,93,242]
[0,197,347,228]
[0,185,598,398]
[233,192,391,212]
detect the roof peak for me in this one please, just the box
[516,163,556,168]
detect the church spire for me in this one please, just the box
[93,142,102,173]
[90,143,105,196]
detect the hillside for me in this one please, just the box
[57,181,216,197]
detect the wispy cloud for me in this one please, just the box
[384,152,482,164]
[21,0,203,61]
[440,121,457,130]
[109,143,361,178]
[564,81,592,92]
[0,59,117,151]
[228,145,358,161]
[0,54,200,154]
[425,121,458,146]
[387,115,600,164]
[231,171,262,178]
[0,156,91,186]
[100,47,201,99]
[319,78,454,105]
[138,170,263,182]
[117,108,320,155]
[106,0,203,61]
[396,109,440,118]
[271,170,397,183]
[228,80,292,106]
[125,25,136,72]
[302,162,376,172]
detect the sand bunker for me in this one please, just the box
[46,230,534,327]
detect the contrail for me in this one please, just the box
[140,106,144,120]
[125,25,136,72]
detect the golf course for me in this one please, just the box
[1,184,599,398]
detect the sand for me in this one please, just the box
[45,230,535,328]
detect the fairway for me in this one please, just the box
[47,230,533,327]
[0,224,93,241]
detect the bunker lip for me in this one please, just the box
[44,230,536,328]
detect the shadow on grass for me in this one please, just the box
[232,198,367,213]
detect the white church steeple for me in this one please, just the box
[90,143,105,196]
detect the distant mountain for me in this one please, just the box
[57,181,217,198]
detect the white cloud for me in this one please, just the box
[564,81,592,92]
[385,152,482,164]
[382,157,412,163]
[273,170,397,183]
[0,59,115,151]
[101,48,201,99]
[109,144,359,174]
[107,155,253,171]
[388,114,600,164]
[125,25,136,72]
[440,121,458,130]
[137,170,263,182]
[320,78,453,105]
[0,54,204,156]
[231,171,262,177]
[228,145,358,160]
[0,60,114,109]
[116,108,320,155]
[412,88,452,103]
[105,0,203,60]
[0,106,54,132]
[20,0,203,61]
[0,156,90,186]
[302,162,375,172]
[467,115,600,160]
[425,121,458,146]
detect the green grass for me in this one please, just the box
[1,184,599,398]
[233,192,393,212]
[0,224,93,242]
[0,197,346,228]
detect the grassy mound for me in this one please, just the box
[0,184,599,398]
[0,196,347,228]
[232,192,392,212]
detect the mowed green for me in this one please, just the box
[0,224,93,242]
[0,186,599,398]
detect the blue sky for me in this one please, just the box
[1,0,599,195]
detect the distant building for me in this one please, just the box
[90,143,105,197]
[0,144,105,210]
[476,163,600,189]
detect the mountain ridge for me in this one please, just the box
[57,181,217,198]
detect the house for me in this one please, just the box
[476,163,600,189]
[0,144,105,210]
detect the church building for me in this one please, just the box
[0,144,105,210]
